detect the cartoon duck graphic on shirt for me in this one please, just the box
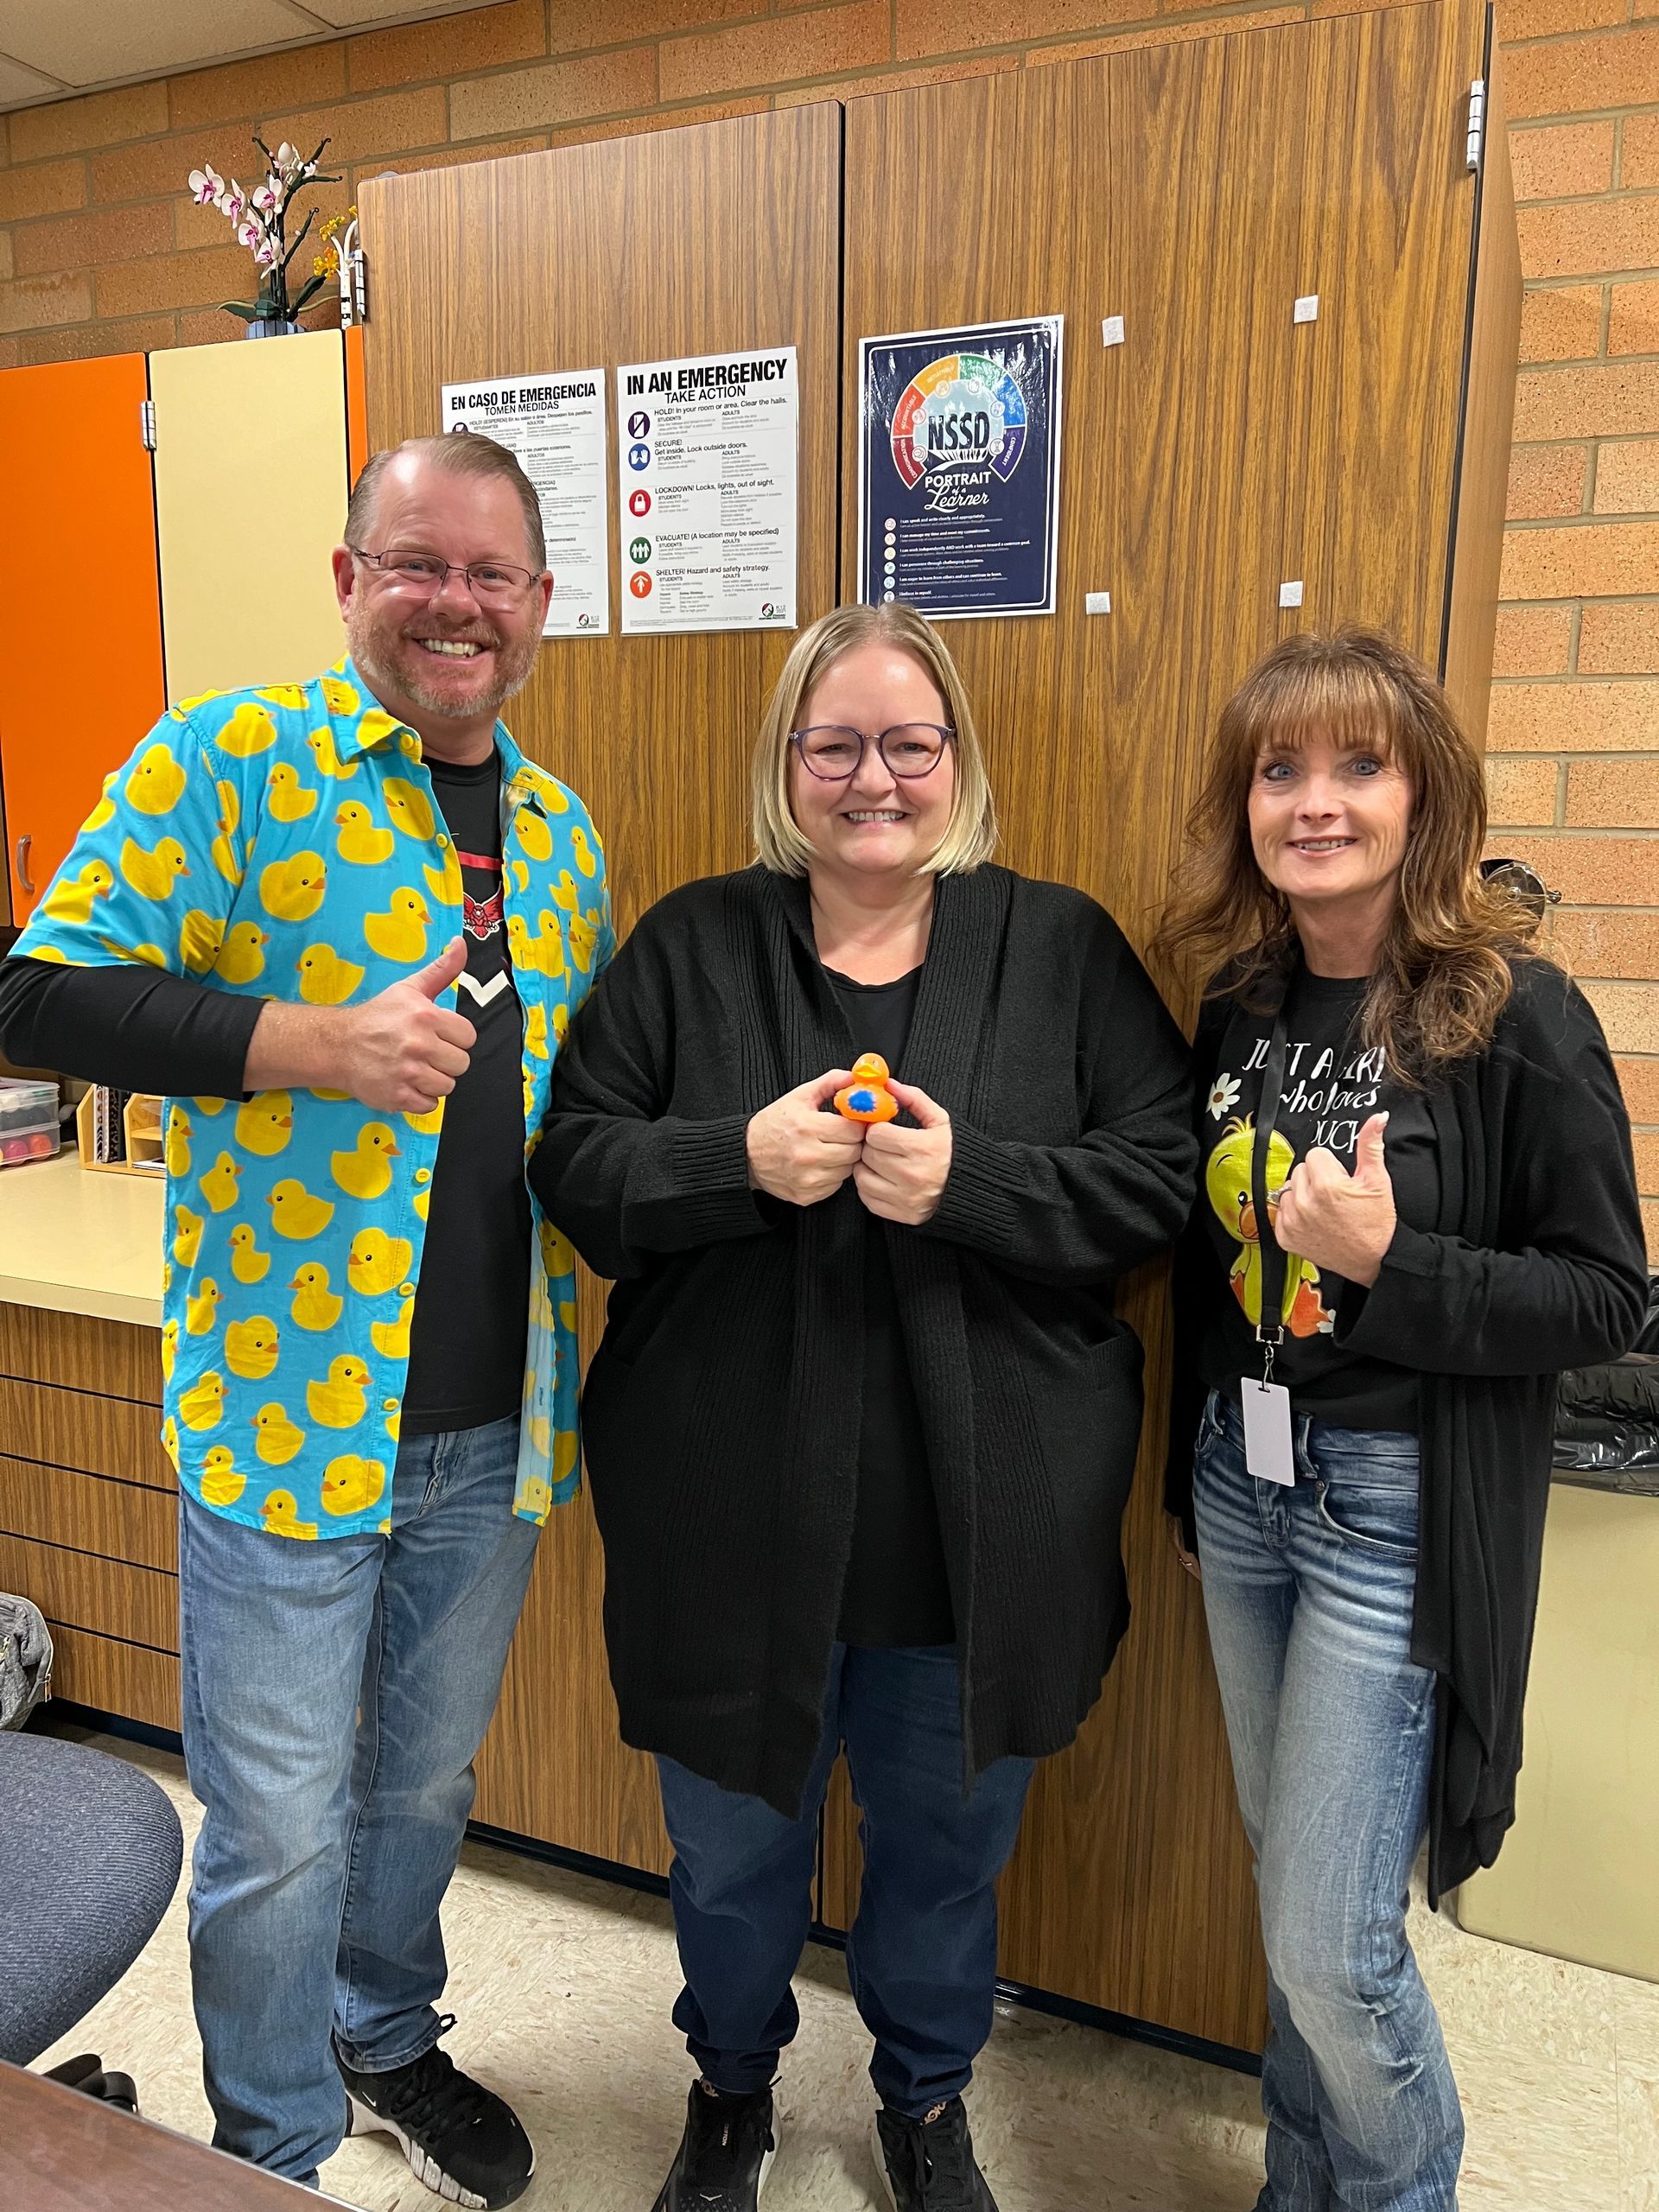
[1205,1115,1335,1338]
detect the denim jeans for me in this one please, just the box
[1193,1390,1463,2212]
[177,1414,539,2185]
[656,1643,1033,2118]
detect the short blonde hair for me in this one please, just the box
[751,603,998,877]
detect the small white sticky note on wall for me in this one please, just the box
[1294,295,1319,324]
[1279,581,1304,607]
[1101,315,1125,347]
[1084,590,1112,614]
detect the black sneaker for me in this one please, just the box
[652,2080,779,2210]
[874,2097,999,2211]
[339,2031,533,2209]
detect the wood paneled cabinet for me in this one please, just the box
[358,0,1516,2058]
[0,1306,181,1731]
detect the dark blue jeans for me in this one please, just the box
[656,1643,1034,2119]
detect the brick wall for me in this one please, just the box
[0,0,1653,1249]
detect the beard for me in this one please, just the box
[347,603,541,721]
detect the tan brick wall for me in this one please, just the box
[0,0,1652,1248]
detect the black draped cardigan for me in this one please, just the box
[1167,958,1649,1900]
[532,862,1196,1815]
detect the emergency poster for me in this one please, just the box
[616,346,798,635]
[441,372,609,638]
[858,317,1063,620]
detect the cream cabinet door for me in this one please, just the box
[149,328,353,701]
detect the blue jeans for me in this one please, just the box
[177,1415,539,2185]
[656,1644,1033,2118]
[1193,1391,1463,2212]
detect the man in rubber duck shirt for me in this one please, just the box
[0,434,610,2209]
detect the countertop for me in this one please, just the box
[0,1147,164,1328]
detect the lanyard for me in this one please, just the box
[1250,987,1294,1388]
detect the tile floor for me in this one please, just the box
[31,1728,1659,2209]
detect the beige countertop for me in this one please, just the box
[0,1147,165,1329]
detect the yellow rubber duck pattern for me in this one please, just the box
[10,657,612,1539]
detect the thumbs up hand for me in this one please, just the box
[1273,1111,1397,1287]
[337,935,477,1113]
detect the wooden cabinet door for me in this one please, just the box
[358,105,842,1874]
[149,327,355,701]
[831,0,1495,2054]
[0,355,165,924]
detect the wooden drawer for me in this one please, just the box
[0,1454,175,1572]
[0,1376,174,1488]
[0,1532,177,1652]
[0,1304,162,1403]
[48,1624,181,1732]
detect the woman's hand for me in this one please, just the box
[747,1071,864,1205]
[1167,1514,1202,1582]
[855,1078,953,1226]
[1274,1111,1396,1287]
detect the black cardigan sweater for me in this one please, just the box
[532,863,1196,1816]
[1166,957,1649,1902]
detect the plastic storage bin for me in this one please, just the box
[0,1081,60,1168]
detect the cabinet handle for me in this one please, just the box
[15,835,33,896]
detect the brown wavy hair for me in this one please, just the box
[1154,628,1535,1079]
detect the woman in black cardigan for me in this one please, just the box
[1158,628,1647,2212]
[532,602,1194,2212]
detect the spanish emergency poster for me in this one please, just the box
[858,317,1063,619]
[615,346,798,635]
[441,372,609,637]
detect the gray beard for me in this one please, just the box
[350,621,539,722]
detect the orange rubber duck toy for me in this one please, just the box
[835,1052,900,1124]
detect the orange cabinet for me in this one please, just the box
[0,355,167,925]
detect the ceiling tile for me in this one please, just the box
[290,0,499,25]
[0,0,324,86]
[0,48,64,99]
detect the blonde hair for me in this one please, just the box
[751,603,998,877]
[1154,627,1533,1077]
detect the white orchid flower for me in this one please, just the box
[188,164,225,207]
[251,183,278,213]
[274,141,302,175]
[253,238,278,270]
[237,216,265,252]
[221,180,248,223]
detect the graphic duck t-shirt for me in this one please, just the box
[1198,969,1440,1434]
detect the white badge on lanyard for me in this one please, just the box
[1247,982,1298,1487]
[1242,1376,1295,1485]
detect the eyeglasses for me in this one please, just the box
[347,544,540,602]
[789,724,955,781]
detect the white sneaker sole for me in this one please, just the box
[346,2089,535,2209]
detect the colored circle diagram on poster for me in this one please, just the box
[858,316,1063,620]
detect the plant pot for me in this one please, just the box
[245,317,302,340]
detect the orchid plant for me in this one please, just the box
[188,137,342,329]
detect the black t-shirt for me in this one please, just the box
[401,753,531,1436]
[1197,969,1440,1433]
[824,964,956,1649]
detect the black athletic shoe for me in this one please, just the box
[874,2097,999,2212]
[339,2031,533,2209]
[652,2080,779,2210]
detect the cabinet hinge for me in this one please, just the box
[1466,79,1486,175]
[140,397,156,450]
[339,217,367,327]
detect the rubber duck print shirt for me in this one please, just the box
[12,659,613,1539]
[1197,968,1440,1433]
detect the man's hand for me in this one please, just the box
[1274,1111,1396,1287]
[855,1078,952,1226]
[244,938,477,1112]
[747,1071,864,1205]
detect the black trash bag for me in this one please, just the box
[1553,1278,1659,1493]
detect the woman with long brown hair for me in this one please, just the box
[1159,627,1647,2211]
